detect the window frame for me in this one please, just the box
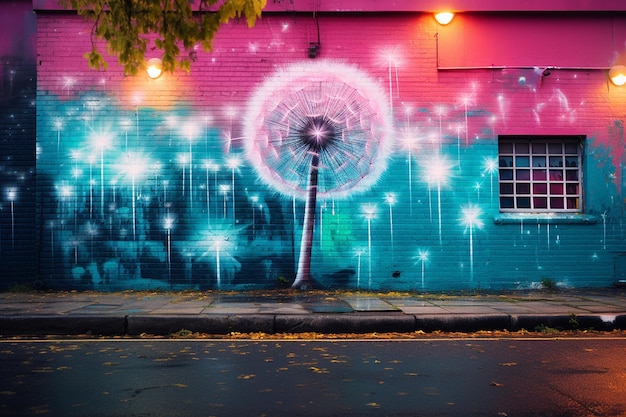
[498,135,584,214]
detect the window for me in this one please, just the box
[498,136,583,213]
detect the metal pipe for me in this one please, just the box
[437,65,611,71]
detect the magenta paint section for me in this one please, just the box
[0,2,35,58]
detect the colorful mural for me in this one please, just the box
[32,11,626,291]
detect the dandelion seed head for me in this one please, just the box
[243,60,393,200]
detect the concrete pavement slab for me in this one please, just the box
[436,306,507,314]
[341,297,396,311]
[205,302,310,315]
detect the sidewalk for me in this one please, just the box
[1,288,626,336]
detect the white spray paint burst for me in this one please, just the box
[243,60,393,200]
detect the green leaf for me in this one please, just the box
[60,0,265,74]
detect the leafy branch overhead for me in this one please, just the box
[58,0,267,75]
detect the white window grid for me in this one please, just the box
[498,138,582,213]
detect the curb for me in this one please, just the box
[414,314,511,333]
[1,313,625,336]
[510,314,622,332]
[275,314,416,334]
[126,315,275,335]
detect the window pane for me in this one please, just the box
[565,170,578,181]
[517,197,531,208]
[500,183,513,194]
[499,156,513,167]
[533,183,547,194]
[564,143,578,153]
[516,156,530,167]
[565,156,578,167]
[516,170,530,180]
[500,170,513,180]
[549,156,563,167]
[548,143,562,153]
[516,183,530,194]
[567,197,579,209]
[532,156,546,167]
[534,197,547,208]
[566,183,578,195]
[549,170,563,180]
[515,143,529,153]
[532,143,546,153]
[550,183,564,194]
[550,197,564,209]
[532,169,546,180]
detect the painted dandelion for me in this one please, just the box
[244,60,393,289]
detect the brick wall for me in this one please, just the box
[0,2,36,288]
[34,10,626,291]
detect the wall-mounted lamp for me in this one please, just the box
[308,42,320,59]
[146,57,163,79]
[609,65,626,86]
[434,12,454,25]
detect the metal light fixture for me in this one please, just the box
[146,57,163,79]
[308,42,320,59]
[609,65,626,86]
[434,12,454,25]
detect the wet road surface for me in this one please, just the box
[1,337,625,416]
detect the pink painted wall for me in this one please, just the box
[38,12,626,123]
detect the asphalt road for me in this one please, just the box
[1,337,625,417]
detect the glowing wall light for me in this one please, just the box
[434,12,454,25]
[146,58,163,79]
[609,65,626,86]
